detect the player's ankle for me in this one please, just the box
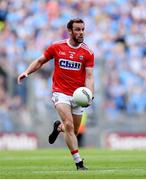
[71,149,82,163]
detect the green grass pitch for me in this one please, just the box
[0,148,146,179]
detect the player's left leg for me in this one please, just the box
[72,113,88,170]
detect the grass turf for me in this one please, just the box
[0,148,146,179]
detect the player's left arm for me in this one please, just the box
[85,67,94,98]
[85,50,94,98]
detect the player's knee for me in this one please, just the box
[64,121,74,132]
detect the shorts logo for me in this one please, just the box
[59,59,81,70]
[54,96,59,103]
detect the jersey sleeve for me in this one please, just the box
[43,44,54,60]
[85,52,94,68]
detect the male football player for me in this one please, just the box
[18,18,94,170]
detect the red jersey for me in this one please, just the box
[44,39,94,95]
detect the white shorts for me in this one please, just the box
[52,92,84,115]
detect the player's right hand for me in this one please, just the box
[17,72,28,84]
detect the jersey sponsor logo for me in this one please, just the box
[59,59,81,70]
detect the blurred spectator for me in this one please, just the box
[0,87,13,132]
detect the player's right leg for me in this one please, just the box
[55,103,78,151]
[48,120,62,144]
[48,92,67,144]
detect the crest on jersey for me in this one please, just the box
[79,55,84,60]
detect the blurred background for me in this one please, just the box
[1,0,146,150]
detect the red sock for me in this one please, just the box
[71,149,82,163]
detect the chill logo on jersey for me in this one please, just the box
[59,59,81,70]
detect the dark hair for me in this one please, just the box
[67,18,84,30]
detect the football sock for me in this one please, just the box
[71,149,82,163]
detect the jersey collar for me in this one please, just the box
[67,39,82,49]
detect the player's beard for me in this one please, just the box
[73,36,84,44]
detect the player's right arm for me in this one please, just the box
[17,55,48,84]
